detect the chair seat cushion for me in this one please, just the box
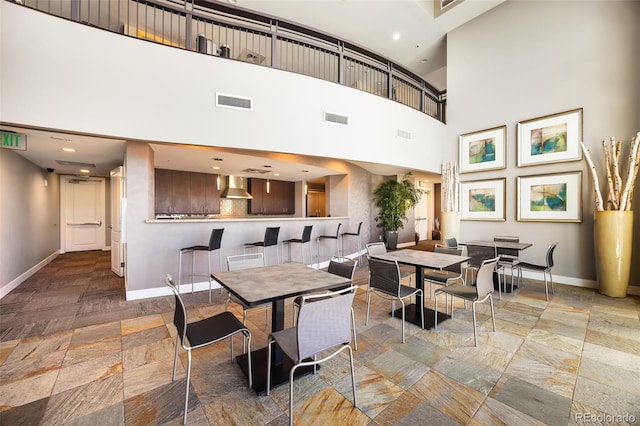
[434,283,477,300]
[283,238,303,244]
[423,269,460,284]
[398,284,421,298]
[517,262,547,271]
[181,245,209,252]
[270,327,300,362]
[245,241,265,247]
[186,311,246,348]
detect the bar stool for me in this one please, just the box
[282,225,313,264]
[341,221,363,263]
[244,226,281,265]
[178,228,224,303]
[316,223,341,268]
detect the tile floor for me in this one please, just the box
[1,250,639,425]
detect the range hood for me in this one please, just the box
[221,176,253,199]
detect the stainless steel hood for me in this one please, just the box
[220,176,253,199]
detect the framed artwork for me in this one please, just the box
[459,125,506,173]
[517,171,582,222]
[460,178,506,221]
[517,108,583,167]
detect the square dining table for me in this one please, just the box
[369,249,470,329]
[212,262,351,395]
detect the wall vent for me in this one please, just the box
[396,128,412,140]
[216,93,253,110]
[324,111,349,126]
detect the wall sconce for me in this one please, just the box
[216,175,221,190]
[266,179,270,194]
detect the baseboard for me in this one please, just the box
[126,280,222,301]
[0,251,60,299]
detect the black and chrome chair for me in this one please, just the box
[366,256,424,343]
[517,242,557,301]
[178,227,224,303]
[316,223,341,267]
[494,235,521,291]
[465,242,505,299]
[340,221,363,263]
[423,244,464,299]
[244,226,280,265]
[166,274,252,425]
[444,235,458,248]
[365,241,413,285]
[292,256,358,349]
[434,257,498,346]
[267,286,358,426]
[282,225,313,264]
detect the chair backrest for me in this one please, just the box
[434,245,464,274]
[332,223,342,237]
[208,228,224,251]
[494,235,519,258]
[227,253,265,271]
[466,243,497,267]
[475,257,499,297]
[301,225,313,243]
[165,275,188,345]
[328,256,358,281]
[351,221,363,235]
[444,236,458,248]
[368,257,401,297]
[296,286,356,360]
[263,227,280,247]
[546,242,558,268]
[366,242,387,256]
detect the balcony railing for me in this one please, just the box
[17,0,446,122]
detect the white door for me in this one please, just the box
[110,167,125,276]
[61,176,106,252]
[415,189,430,240]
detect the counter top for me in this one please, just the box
[146,216,348,224]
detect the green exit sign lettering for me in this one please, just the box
[1,131,27,151]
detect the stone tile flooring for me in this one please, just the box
[1,250,639,425]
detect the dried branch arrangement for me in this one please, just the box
[441,161,459,212]
[580,132,640,211]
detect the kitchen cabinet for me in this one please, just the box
[307,191,326,217]
[249,178,295,214]
[154,169,220,215]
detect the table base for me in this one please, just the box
[391,304,450,330]
[237,347,318,396]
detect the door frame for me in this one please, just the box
[60,175,106,253]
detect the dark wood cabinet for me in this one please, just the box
[249,178,295,214]
[154,169,220,215]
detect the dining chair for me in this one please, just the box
[423,244,464,299]
[366,256,424,343]
[244,226,280,265]
[494,235,521,290]
[316,223,341,267]
[178,227,224,303]
[282,225,313,264]
[365,241,413,285]
[292,256,358,349]
[225,253,270,348]
[434,257,498,346]
[266,286,358,426]
[464,242,504,299]
[517,242,557,300]
[444,235,458,248]
[340,221,363,263]
[166,274,252,425]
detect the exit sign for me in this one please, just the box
[1,131,27,151]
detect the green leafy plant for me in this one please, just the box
[373,173,424,236]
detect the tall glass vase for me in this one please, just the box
[595,210,633,297]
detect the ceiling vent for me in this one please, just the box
[324,111,349,126]
[216,93,253,111]
[242,168,271,174]
[396,128,412,140]
[55,160,96,168]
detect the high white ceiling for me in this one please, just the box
[5,0,503,180]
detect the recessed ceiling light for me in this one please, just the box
[392,33,401,41]
[62,147,76,152]
[212,166,221,170]
[79,169,90,173]
[273,173,280,176]
[420,59,428,64]
[301,170,309,173]
[227,0,237,3]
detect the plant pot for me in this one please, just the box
[385,231,399,250]
[595,210,633,297]
[440,211,460,242]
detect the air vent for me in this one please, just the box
[216,93,253,110]
[242,168,271,174]
[396,128,412,140]
[324,111,349,126]
[56,160,96,168]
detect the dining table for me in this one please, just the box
[369,249,470,329]
[212,262,351,395]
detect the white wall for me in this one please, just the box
[0,149,60,296]
[447,0,640,288]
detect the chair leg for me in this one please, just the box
[472,302,478,347]
[400,298,406,343]
[245,331,253,389]
[347,345,357,407]
[550,270,555,295]
[289,364,299,426]
[172,335,180,381]
[183,350,192,424]
[191,252,196,294]
[207,251,212,303]
[434,293,439,330]
[350,307,358,350]
[178,251,183,293]
[544,271,549,301]
[489,294,496,332]
[365,290,372,325]
[266,339,273,396]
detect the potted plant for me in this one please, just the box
[581,132,639,297]
[373,173,424,249]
